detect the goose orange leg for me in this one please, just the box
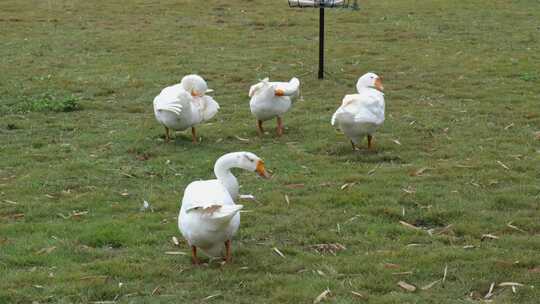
[224,240,232,263]
[191,127,197,143]
[276,116,284,137]
[257,120,264,136]
[367,135,373,150]
[164,126,171,142]
[191,245,200,265]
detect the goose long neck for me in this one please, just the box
[214,154,239,199]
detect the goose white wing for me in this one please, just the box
[179,179,242,257]
[153,84,192,115]
[198,95,220,121]
[248,78,268,98]
[181,180,234,210]
[343,92,384,124]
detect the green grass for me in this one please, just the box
[1,91,80,114]
[1,0,539,303]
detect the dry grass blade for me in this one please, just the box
[313,289,331,304]
[234,135,249,142]
[401,187,416,194]
[383,263,400,269]
[410,167,428,177]
[481,234,499,240]
[80,275,109,281]
[535,131,540,140]
[442,264,448,284]
[351,291,366,299]
[463,245,475,249]
[421,279,441,290]
[3,199,18,205]
[284,194,290,206]
[399,221,421,230]
[507,222,526,233]
[172,236,180,246]
[285,183,305,189]
[484,282,495,299]
[341,183,354,190]
[58,213,70,219]
[311,243,346,255]
[202,293,222,301]
[496,160,510,170]
[36,246,57,255]
[164,251,187,255]
[392,139,402,145]
[72,210,89,217]
[392,271,413,275]
[151,286,161,296]
[436,224,453,235]
[120,172,135,178]
[498,282,524,287]
[397,281,416,292]
[273,247,285,258]
[504,123,514,130]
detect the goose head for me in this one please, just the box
[181,74,210,97]
[234,152,271,178]
[356,72,384,92]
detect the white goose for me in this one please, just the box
[331,72,385,150]
[249,77,300,136]
[153,74,219,143]
[178,152,270,264]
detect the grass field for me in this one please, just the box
[1,0,539,303]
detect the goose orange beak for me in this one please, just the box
[375,77,384,91]
[256,160,271,178]
[275,89,285,96]
[191,90,201,97]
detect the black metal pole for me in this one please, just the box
[318,6,325,79]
